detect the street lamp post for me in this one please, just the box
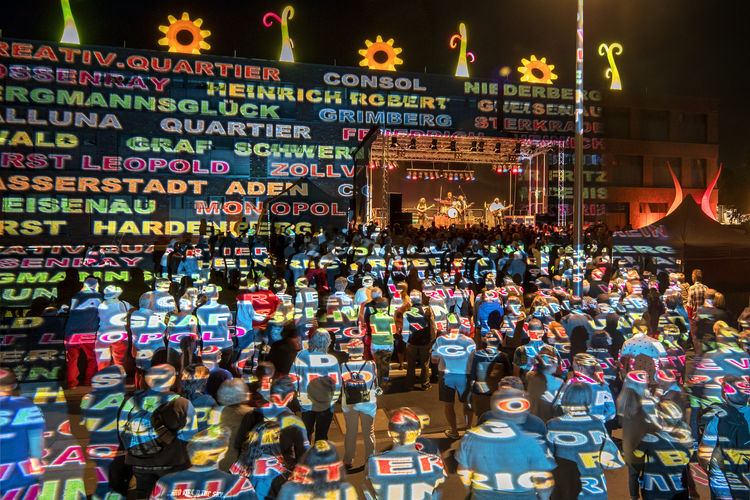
[574,0,585,296]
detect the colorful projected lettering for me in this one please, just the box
[158,12,211,54]
[450,23,475,78]
[263,6,295,63]
[517,55,558,84]
[59,0,80,45]
[598,42,623,90]
[358,35,403,71]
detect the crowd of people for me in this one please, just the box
[2,221,750,500]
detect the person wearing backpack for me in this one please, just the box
[340,339,379,471]
[291,329,341,442]
[118,364,198,500]
[698,374,750,500]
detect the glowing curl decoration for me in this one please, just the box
[60,0,80,44]
[158,12,211,54]
[598,42,623,90]
[518,55,558,84]
[359,36,403,71]
[449,23,475,78]
[263,6,295,62]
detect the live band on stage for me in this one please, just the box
[414,191,513,227]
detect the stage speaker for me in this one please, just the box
[391,213,413,227]
[388,192,402,214]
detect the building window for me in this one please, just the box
[603,107,630,139]
[678,112,707,143]
[611,155,643,187]
[639,109,670,141]
[686,159,707,188]
[653,157,682,187]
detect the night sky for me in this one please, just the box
[2,0,748,208]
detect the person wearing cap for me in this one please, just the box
[291,329,341,442]
[65,276,103,388]
[431,319,476,439]
[277,440,357,500]
[365,407,446,500]
[0,367,45,497]
[355,274,375,307]
[118,363,198,499]
[95,284,132,370]
[699,374,750,500]
[150,426,256,499]
[633,401,694,500]
[548,382,624,499]
[456,389,556,500]
[340,339,379,471]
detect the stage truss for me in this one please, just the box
[366,132,555,225]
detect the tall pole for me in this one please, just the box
[574,0,584,295]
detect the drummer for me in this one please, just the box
[439,192,454,215]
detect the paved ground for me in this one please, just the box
[63,366,710,499]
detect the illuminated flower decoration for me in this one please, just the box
[598,42,623,90]
[263,6,295,62]
[158,12,211,54]
[450,23,475,78]
[359,35,403,71]
[517,55,558,84]
[60,0,80,44]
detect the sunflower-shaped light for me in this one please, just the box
[158,12,211,54]
[358,35,403,71]
[517,55,558,84]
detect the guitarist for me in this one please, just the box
[488,198,509,227]
[416,198,434,226]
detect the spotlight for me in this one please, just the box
[470,140,477,152]
[406,173,411,180]
[449,140,457,151]
[408,138,416,149]
[430,139,438,150]
[369,162,376,169]
[494,142,501,153]
[388,162,396,170]
[478,141,485,152]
